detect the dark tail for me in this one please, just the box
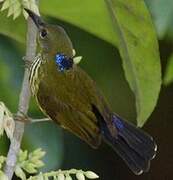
[101,114,157,175]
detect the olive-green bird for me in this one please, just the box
[25,9,157,175]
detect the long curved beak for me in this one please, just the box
[24,8,45,29]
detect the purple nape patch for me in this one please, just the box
[112,115,124,130]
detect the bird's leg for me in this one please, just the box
[30,118,51,123]
[13,112,51,124]
[23,56,32,69]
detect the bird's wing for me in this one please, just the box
[52,65,112,121]
[36,79,101,148]
[74,66,112,121]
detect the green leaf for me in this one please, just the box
[84,171,99,179]
[105,0,161,126]
[15,166,26,180]
[0,171,8,180]
[0,0,118,45]
[57,173,65,180]
[40,0,118,46]
[0,12,26,43]
[18,150,28,162]
[1,0,22,19]
[145,0,173,39]
[163,54,173,86]
[76,172,85,180]
[1,0,10,11]
[23,162,37,174]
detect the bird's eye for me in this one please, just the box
[40,29,47,39]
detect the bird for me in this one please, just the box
[25,9,157,175]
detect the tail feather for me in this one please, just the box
[114,136,150,175]
[119,119,157,160]
[101,114,157,175]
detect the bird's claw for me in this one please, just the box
[13,112,31,123]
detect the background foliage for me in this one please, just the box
[0,0,172,180]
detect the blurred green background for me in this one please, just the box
[0,0,173,179]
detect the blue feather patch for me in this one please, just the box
[55,53,73,72]
[112,115,124,131]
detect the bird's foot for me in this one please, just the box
[13,111,31,123]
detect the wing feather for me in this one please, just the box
[37,80,101,148]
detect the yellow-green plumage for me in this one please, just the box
[26,9,157,175]
[29,51,113,147]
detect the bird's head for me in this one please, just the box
[25,9,73,58]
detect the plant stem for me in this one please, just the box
[4,16,38,179]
